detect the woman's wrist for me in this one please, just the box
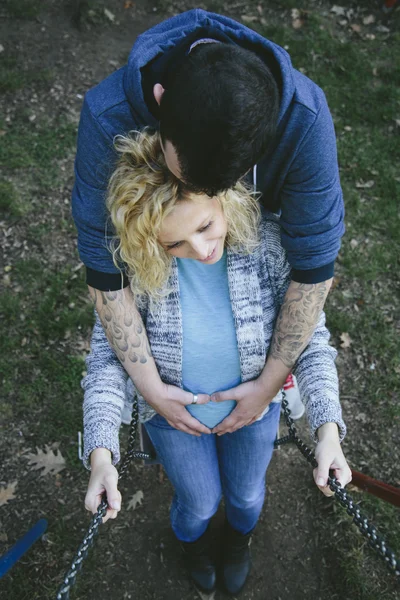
[317,422,340,442]
[90,447,112,468]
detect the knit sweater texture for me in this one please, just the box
[82,217,346,469]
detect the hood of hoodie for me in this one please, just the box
[124,9,295,129]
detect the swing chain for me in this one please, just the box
[275,392,400,578]
[57,393,400,599]
[56,402,151,600]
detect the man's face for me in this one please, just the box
[160,136,182,180]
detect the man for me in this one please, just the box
[73,8,344,591]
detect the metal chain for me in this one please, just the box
[56,393,399,599]
[275,392,400,578]
[56,402,151,600]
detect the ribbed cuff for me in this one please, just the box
[306,397,347,443]
[86,267,130,291]
[291,261,335,284]
[83,422,121,470]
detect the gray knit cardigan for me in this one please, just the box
[82,217,346,470]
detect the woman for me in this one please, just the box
[83,130,351,596]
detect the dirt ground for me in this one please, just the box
[1,1,399,599]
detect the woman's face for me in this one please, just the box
[158,195,227,263]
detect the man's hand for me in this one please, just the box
[151,383,211,436]
[314,423,352,497]
[211,378,272,435]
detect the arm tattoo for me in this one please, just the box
[270,281,328,368]
[90,288,152,365]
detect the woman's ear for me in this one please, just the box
[153,83,165,106]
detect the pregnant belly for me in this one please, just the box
[186,399,237,429]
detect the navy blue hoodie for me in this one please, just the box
[72,9,344,290]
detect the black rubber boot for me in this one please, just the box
[222,521,253,596]
[180,527,217,593]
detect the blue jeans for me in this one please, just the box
[144,401,281,542]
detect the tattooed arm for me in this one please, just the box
[212,278,332,434]
[88,285,210,435]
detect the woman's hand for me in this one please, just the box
[314,423,352,497]
[150,383,212,436]
[85,449,121,524]
[211,379,274,435]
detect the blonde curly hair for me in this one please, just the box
[107,129,260,303]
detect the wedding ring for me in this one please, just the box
[192,394,198,405]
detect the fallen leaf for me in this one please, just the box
[363,14,376,25]
[196,589,216,600]
[291,8,301,19]
[127,490,144,510]
[104,8,115,22]
[350,239,358,249]
[376,25,390,33]
[350,24,362,34]
[25,445,66,477]
[355,180,375,189]
[331,5,346,16]
[0,481,18,506]
[292,18,304,29]
[241,15,258,23]
[340,332,352,348]
[365,33,376,41]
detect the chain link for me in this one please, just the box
[275,392,400,578]
[55,402,151,600]
[56,394,399,598]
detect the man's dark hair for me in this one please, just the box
[159,43,280,196]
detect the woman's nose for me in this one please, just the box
[190,240,209,260]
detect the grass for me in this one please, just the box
[256,9,400,596]
[2,0,42,19]
[0,3,399,599]
[0,113,77,189]
[0,259,93,460]
[0,55,53,93]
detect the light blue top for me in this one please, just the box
[177,251,240,428]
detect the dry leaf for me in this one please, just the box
[350,239,359,249]
[376,25,390,33]
[0,481,18,506]
[350,24,362,34]
[241,15,258,23]
[196,589,216,600]
[127,490,144,510]
[363,14,376,25]
[340,332,352,349]
[331,6,346,17]
[356,180,375,189]
[291,8,301,19]
[104,8,115,22]
[365,34,376,41]
[25,445,66,477]
[292,18,304,30]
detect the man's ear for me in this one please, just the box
[153,83,165,106]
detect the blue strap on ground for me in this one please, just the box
[0,519,48,578]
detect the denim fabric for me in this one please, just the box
[144,401,281,542]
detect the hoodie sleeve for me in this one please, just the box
[71,96,126,286]
[81,313,129,470]
[279,95,345,283]
[263,221,346,442]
